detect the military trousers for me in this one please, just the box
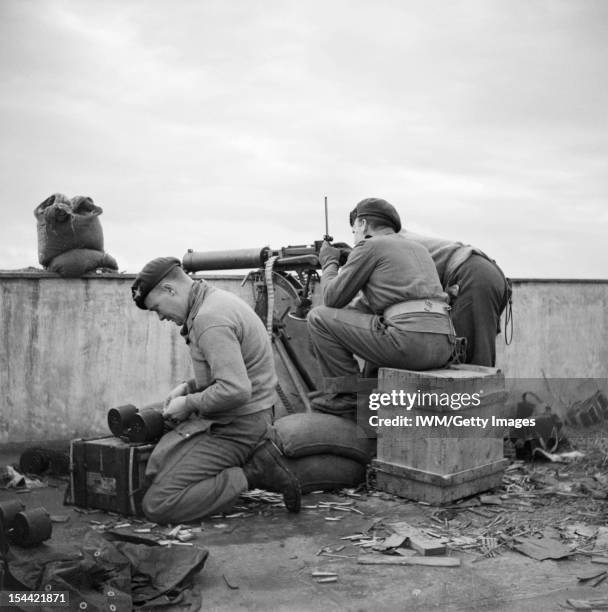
[142,410,272,524]
[447,254,509,367]
[307,306,453,391]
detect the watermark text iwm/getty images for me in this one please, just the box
[366,390,536,430]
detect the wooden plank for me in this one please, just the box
[357,556,460,567]
[591,557,608,565]
[388,521,447,556]
[381,534,408,549]
[372,458,508,487]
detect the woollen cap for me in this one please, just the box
[348,198,402,233]
[131,256,181,309]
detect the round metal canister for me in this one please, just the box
[128,408,165,443]
[0,499,26,529]
[11,507,53,547]
[107,404,139,437]
[19,449,50,474]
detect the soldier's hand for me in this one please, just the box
[162,396,191,423]
[319,241,341,268]
[164,381,189,408]
[332,241,352,265]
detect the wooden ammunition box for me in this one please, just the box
[69,436,154,516]
[371,365,508,504]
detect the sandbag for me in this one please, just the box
[283,454,366,494]
[47,248,118,277]
[275,412,376,466]
[35,193,104,266]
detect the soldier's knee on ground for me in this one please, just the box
[142,484,173,524]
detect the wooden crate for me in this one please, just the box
[371,365,508,504]
[69,436,154,516]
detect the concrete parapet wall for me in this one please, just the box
[0,272,606,444]
[495,279,608,379]
[495,280,608,415]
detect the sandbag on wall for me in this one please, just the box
[275,412,376,465]
[48,249,118,278]
[283,454,366,494]
[35,193,104,266]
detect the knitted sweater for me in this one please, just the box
[183,281,277,418]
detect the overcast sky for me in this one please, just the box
[1,0,606,278]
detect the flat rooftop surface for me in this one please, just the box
[2,445,607,612]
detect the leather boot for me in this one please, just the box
[310,393,357,418]
[242,440,301,513]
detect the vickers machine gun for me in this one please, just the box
[181,198,350,416]
[182,244,330,416]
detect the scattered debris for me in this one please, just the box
[479,495,503,505]
[49,514,70,523]
[532,449,585,462]
[591,557,608,565]
[357,556,460,567]
[593,527,608,551]
[158,539,194,546]
[0,465,46,490]
[577,570,607,583]
[566,524,598,539]
[577,570,608,588]
[388,521,448,556]
[166,525,183,538]
[223,574,239,590]
[564,597,608,610]
[465,507,495,519]
[379,534,407,550]
[240,489,285,505]
[364,452,608,565]
[512,534,574,561]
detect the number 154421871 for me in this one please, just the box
[1,591,69,607]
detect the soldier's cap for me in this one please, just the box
[348,197,402,233]
[131,256,181,309]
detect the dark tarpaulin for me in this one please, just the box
[8,531,208,611]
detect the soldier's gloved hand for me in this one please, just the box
[162,396,191,424]
[332,242,352,265]
[164,381,189,408]
[319,241,341,268]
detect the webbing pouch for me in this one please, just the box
[448,336,468,365]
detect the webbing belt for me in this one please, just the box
[384,299,450,319]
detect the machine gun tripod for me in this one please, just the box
[181,241,351,415]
